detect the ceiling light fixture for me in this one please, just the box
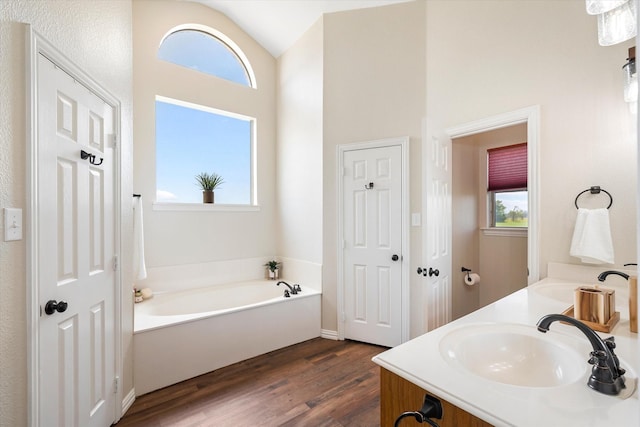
[586,0,637,46]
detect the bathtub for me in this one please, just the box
[133,280,321,395]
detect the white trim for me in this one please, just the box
[336,137,410,344]
[152,202,260,212]
[445,105,540,284]
[121,388,136,416]
[26,25,124,426]
[481,227,528,237]
[321,329,339,340]
[159,24,257,89]
[154,95,258,207]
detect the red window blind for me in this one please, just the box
[487,142,527,191]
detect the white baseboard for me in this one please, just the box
[121,387,136,416]
[321,329,338,340]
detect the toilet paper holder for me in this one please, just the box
[461,266,472,279]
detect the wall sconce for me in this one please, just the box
[623,47,637,103]
[586,0,637,46]
[623,46,637,113]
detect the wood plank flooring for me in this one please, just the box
[115,338,388,427]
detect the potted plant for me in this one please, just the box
[264,259,281,280]
[195,172,224,203]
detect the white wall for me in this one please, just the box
[276,19,324,265]
[0,1,133,424]
[427,0,637,279]
[132,0,278,270]
[452,139,480,319]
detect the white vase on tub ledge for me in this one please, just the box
[268,269,280,280]
[264,260,281,280]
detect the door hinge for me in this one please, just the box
[112,255,118,271]
[341,311,346,322]
[112,134,118,148]
[114,376,119,394]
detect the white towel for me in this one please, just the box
[133,197,147,281]
[570,208,615,265]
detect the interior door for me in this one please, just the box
[343,145,403,347]
[37,53,116,427]
[424,125,452,331]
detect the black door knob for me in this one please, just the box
[417,267,427,276]
[428,268,440,277]
[391,254,399,261]
[45,300,68,315]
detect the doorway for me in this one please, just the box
[421,106,539,332]
[337,137,410,347]
[452,124,529,319]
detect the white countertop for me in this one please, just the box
[373,267,639,426]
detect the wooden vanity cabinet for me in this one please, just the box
[380,368,493,427]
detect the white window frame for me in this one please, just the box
[159,24,257,89]
[152,95,258,212]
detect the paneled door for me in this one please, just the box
[36,53,116,427]
[424,126,452,331]
[343,145,403,347]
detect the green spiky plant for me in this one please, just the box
[264,260,280,272]
[195,172,225,191]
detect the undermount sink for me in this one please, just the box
[439,323,588,387]
[530,281,628,309]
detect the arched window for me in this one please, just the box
[158,26,256,88]
[155,25,257,207]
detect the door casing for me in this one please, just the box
[337,137,410,344]
[25,25,124,426]
[418,106,540,335]
[443,106,540,284]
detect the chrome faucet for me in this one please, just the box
[537,314,626,395]
[598,270,630,282]
[276,281,298,295]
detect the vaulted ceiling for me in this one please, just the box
[188,0,413,57]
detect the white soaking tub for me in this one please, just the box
[133,280,321,395]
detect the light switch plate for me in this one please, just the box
[411,213,421,227]
[4,208,23,241]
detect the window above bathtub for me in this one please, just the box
[158,26,256,88]
[153,25,258,211]
[154,96,256,209]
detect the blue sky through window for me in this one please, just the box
[156,100,252,204]
[158,29,250,86]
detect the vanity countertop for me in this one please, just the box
[372,267,639,426]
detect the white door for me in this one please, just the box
[37,53,116,427]
[343,145,403,347]
[424,125,452,331]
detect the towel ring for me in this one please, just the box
[574,186,613,209]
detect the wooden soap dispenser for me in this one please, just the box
[625,263,638,333]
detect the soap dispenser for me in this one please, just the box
[597,264,637,333]
[626,263,637,333]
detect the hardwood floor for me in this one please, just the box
[116,338,388,427]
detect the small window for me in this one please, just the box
[488,143,528,228]
[158,29,254,87]
[155,98,254,205]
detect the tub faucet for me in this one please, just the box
[537,314,626,395]
[598,270,630,282]
[277,281,298,295]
